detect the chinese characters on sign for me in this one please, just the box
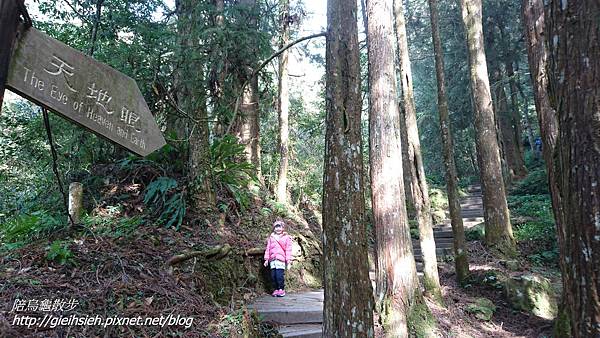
[6,28,165,156]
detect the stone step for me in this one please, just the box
[278,324,322,338]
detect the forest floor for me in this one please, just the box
[424,241,558,338]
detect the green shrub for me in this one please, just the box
[82,214,143,238]
[46,240,74,265]
[1,210,63,247]
[211,135,257,210]
[508,194,553,220]
[144,177,186,229]
[465,222,485,241]
[514,221,555,242]
[511,168,549,195]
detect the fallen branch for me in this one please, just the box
[167,244,231,266]
[244,248,264,256]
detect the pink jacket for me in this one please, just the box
[264,233,293,263]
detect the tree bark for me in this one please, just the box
[177,0,215,208]
[491,67,524,182]
[393,0,441,301]
[209,0,225,137]
[367,0,420,335]
[322,0,374,336]
[231,0,262,181]
[515,78,536,153]
[427,0,469,284]
[233,71,262,179]
[88,0,104,56]
[545,1,600,336]
[459,0,516,256]
[68,182,83,224]
[461,0,516,256]
[0,0,21,114]
[505,61,528,174]
[276,0,290,204]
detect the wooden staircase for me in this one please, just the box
[250,184,485,337]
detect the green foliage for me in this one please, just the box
[508,194,557,266]
[465,297,496,321]
[1,211,63,250]
[212,135,257,210]
[527,248,560,266]
[407,301,437,337]
[511,168,549,195]
[46,240,74,265]
[465,222,485,241]
[82,214,143,238]
[144,177,186,229]
[215,308,280,338]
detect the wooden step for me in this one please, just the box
[249,292,323,324]
[278,324,322,338]
[412,237,454,246]
[413,247,453,258]
[461,203,484,209]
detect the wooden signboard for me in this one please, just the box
[6,27,166,156]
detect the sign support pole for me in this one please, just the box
[0,0,26,114]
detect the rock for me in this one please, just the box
[465,297,496,321]
[501,259,520,271]
[465,222,485,241]
[431,209,447,225]
[504,273,558,320]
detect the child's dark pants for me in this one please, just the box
[271,268,285,290]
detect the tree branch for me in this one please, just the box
[61,0,92,25]
[225,31,327,135]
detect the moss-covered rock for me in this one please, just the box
[504,273,558,320]
[408,300,438,338]
[465,222,485,241]
[465,297,496,321]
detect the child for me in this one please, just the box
[263,220,293,297]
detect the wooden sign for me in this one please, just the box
[6,27,166,156]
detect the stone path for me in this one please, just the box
[249,185,485,337]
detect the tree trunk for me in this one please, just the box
[232,0,262,181]
[234,72,262,179]
[459,0,516,256]
[505,61,527,175]
[367,0,420,335]
[393,0,441,301]
[276,0,290,204]
[177,0,215,208]
[517,81,536,153]
[209,0,225,137]
[88,0,104,56]
[0,0,21,114]
[68,182,83,224]
[545,1,600,336]
[323,0,374,336]
[492,67,523,182]
[427,0,469,284]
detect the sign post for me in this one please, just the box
[5,27,166,156]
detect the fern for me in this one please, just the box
[143,177,185,229]
[211,135,257,209]
[144,177,178,205]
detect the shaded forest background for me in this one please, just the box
[0,0,573,337]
